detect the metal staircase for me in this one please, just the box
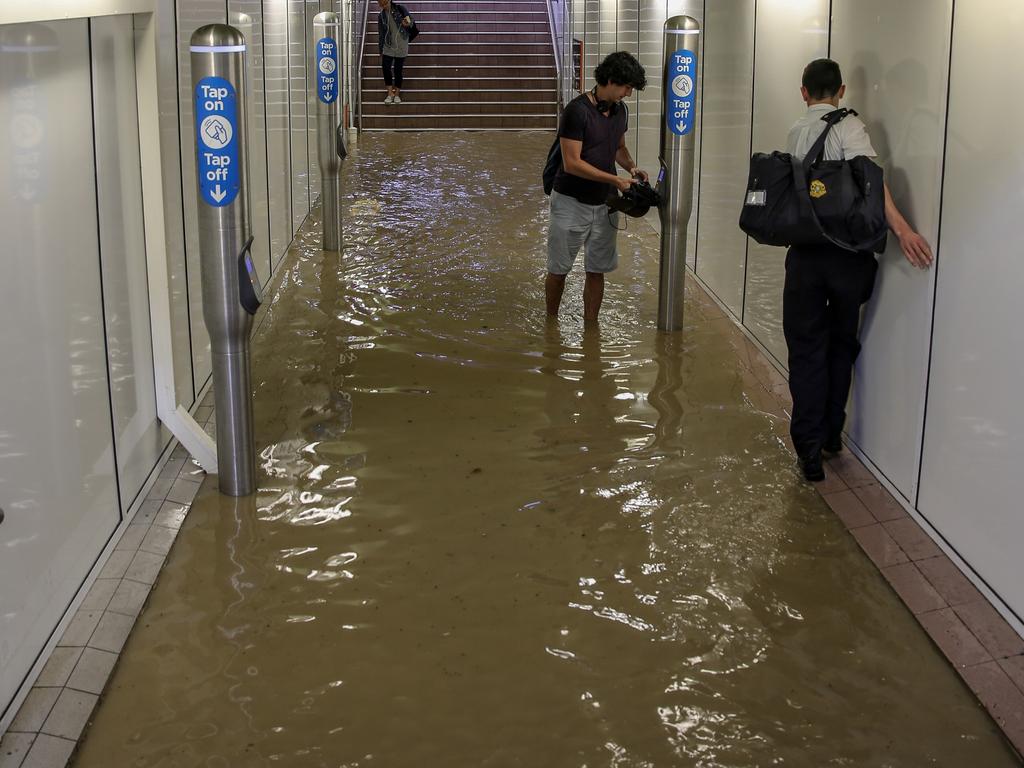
[360,0,558,130]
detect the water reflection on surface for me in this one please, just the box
[74,133,1018,767]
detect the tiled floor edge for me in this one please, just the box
[681,270,1024,759]
[843,436,1024,640]
[0,399,214,768]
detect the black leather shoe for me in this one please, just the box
[823,435,843,454]
[800,452,825,482]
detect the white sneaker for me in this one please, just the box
[384,94,394,105]
[393,94,402,104]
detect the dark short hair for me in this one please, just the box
[802,59,843,99]
[594,51,647,90]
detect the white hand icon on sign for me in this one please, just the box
[672,75,693,98]
[200,116,232,149]
[319,57,336,75]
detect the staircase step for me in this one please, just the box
[364,53,554,67]
[365,100,555,116]
[361,114,557,130]
[363,88,555,101]
[370,1,548,11]
[362,75,555,89]
[367,42,553,54]
[368,27,551,37]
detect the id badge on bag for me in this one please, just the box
[745,190,766,206]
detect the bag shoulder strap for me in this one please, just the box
[802,108,855,169]
[792,108,880,252]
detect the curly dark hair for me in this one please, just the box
[594,51,647,90]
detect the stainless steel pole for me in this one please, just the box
[657,16,702,332]
[190,25,263,496]
[313,12,345,252]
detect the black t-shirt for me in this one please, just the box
[552,93,628,205]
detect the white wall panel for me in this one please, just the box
[919,0,1024,623]
[148,3,195,405]
[305,0,322,207]
[230,1,273,291]
[177,0,225,396]
[264,0,293,270]
[693,0,752,310]
[635,0,666,180]
[599,0,615,60]
[0,18,120,722]
[741,0,829,363]
[830,0,950,498]
[584,0,599,82]
[91,15,167,508]
[617,0,638,157]
[288,0,310,232]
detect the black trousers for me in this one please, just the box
[782,244,878,459]
[381,55,405,88]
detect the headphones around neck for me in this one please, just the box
[591,87,619,116]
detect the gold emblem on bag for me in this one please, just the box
[809,180,827,199]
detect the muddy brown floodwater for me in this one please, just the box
[73,133,1020,767]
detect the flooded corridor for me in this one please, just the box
[73,133,1018,767]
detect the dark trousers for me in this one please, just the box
[782,244,878,459]
[381,55,405,88]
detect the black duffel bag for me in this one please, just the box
[739,108,887,253]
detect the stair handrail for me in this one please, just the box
[545,0,565,112]
[354,0,369,131]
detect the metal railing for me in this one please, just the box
[353,0,369,131]
[545,0,565,111]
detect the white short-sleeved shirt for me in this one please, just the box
[786,103,877,161]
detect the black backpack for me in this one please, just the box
[738,108,887,253]
[543,101,628,196]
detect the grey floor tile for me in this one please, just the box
[158,456,186,480]
[124,550,166,585]
[146,477,173,501]
[66,648,119,695]
[78,579,118,612]
[132,498,162,524]
[0,732,35,768]
[166,478,201,505]
[19,734,74,768]
[8,688,60,733]
[34,647,83,688]
[88,612,136,654]
[97,550,133,581]
[154,502,189,530]
[170,442,190,459]
[114,524,151,552]
[139,525,178,557]
[40,689,96,741]
[58,610,102,648]
[107,579,152,617]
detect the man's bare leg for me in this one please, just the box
[583,271,604,322]
[546,273,567,317]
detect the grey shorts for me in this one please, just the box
[546,190,620,275]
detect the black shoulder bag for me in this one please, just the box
[739,109,887,253]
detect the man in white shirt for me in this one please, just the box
[783,59,933,482]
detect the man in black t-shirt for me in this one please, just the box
[546,51,647,322]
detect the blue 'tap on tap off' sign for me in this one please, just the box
[194,76,239,207]
[667,49,697,136]
[317,37,338,103]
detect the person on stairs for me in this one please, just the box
[378,0,415,105]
